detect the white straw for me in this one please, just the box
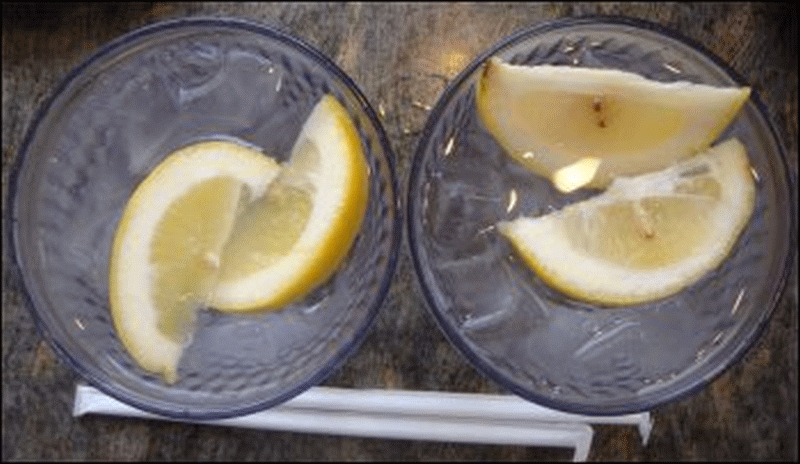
[286,387,652,442]
[74,384,652,462]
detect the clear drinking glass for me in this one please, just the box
[407,16,795,415]
[8,18,400,419]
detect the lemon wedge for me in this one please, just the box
[209,95,369,311]
[108,140,280,383]
[476,57,751,191]
[497,138,755,306]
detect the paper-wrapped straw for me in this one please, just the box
[74,384,652,462]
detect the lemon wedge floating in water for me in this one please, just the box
[108,140,280,383]
[476,57,751,191]
[209,94,370,311]
[497,138,756,306]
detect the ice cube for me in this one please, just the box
[434,250,517,328]
[422,156,505,255]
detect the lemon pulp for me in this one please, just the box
[149,176,245,341]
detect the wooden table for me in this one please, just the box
[3,3,797,460]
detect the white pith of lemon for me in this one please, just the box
[108,140,280,383]
[497,138,755,306]
[476,57,751,191]
[208,95,370,311]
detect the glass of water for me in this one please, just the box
[407,16,795,415]
[8,17,400,420]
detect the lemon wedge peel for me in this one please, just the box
[109,141,281,383]
[209,95,370,312]
[476,57,751,189]
[498,138,755,306]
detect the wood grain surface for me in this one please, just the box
[3,3,797,461]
